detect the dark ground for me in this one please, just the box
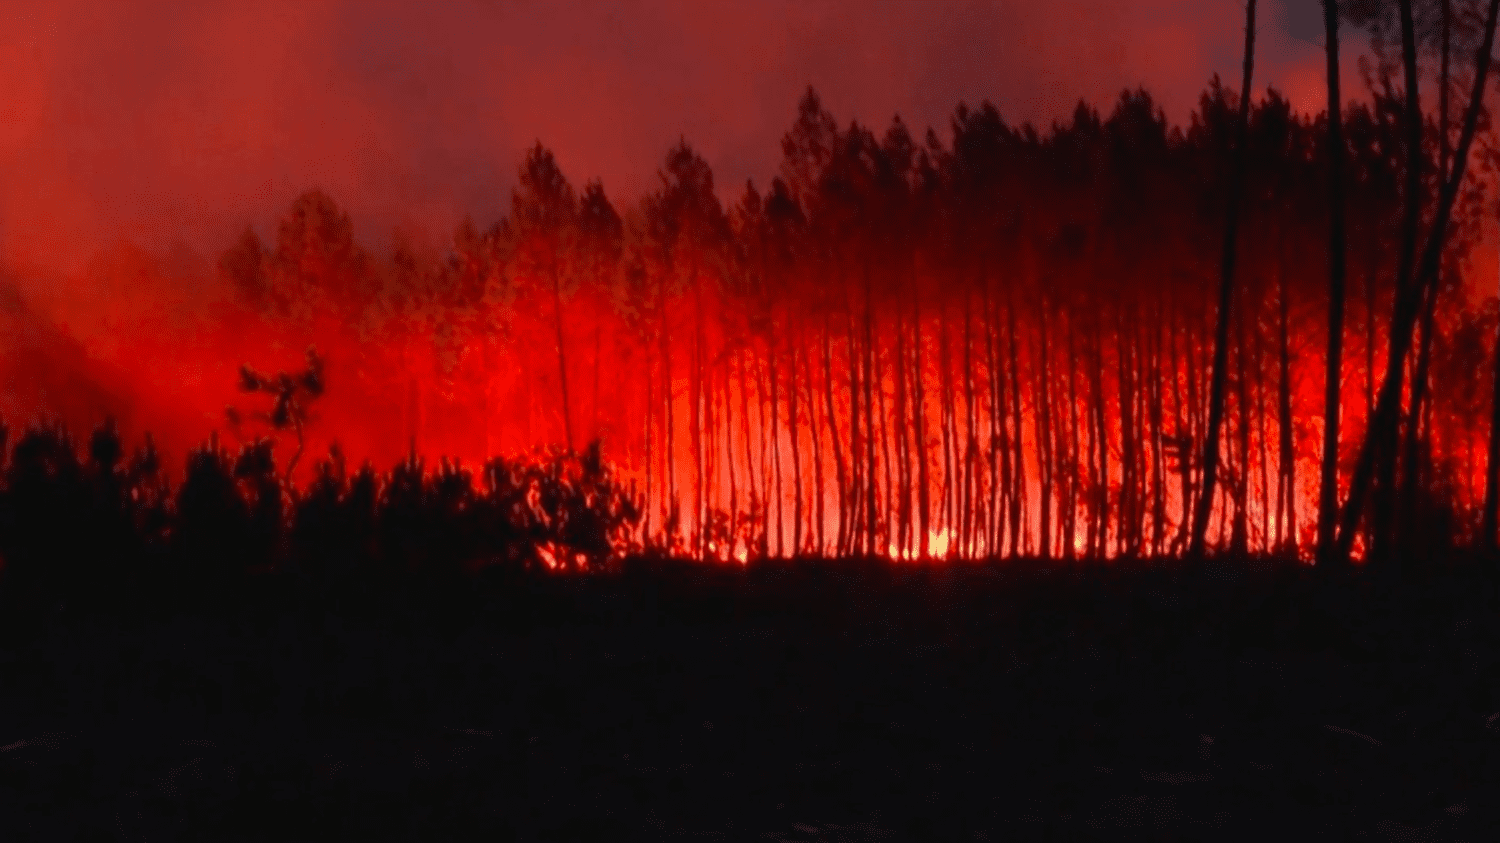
[1,555,1498,842]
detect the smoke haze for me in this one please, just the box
[0,0,1361,272]
[0,0,1430,473]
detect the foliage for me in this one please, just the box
[0,420,645,598]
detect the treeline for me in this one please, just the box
[191,65,1496,563]
[0,419,643,597]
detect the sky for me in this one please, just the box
[0,0,1373,280]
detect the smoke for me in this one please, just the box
[0,1,1358,269]
[0,269,136,436]
[0,0,1400,461]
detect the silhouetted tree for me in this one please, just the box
[511,143,581,453]
[1190,0,1258,558]
[227,346,327,482]
[1319,0,1352,565]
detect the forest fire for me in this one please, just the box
[12,4,1500,841]
[0,0,1496,576]
[3,71,1500,568]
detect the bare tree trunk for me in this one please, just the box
[1118,314,1138,556]
[770,322,784,557]
[938,298,956,552]
[1338,0,1500,563]
[1168,304,1192,554]
[864,262,879,557]
[1065,311,1081,561]
[643,341,655,543]
[1231,285,1251,556]
[1006,288,1026,556]
[1403,266,1440,540]
[896,303,913,557]
[1277,224,1297,553]
[1317,0,1350,565]
[756,351,772,556]
[962,286,978,558]
[1091,329,1109,559]
[1190,0,1256,558]
[1148,311,1168,555]
[790,318,806,556]
[1036,289,1054,561]
[1402,0,1452,547]
[914,293,932,558]
[726,347,738,554]
[804,341,826,556]
[984,271,1004,558]
[1368,0,1426,569]
[661,279,677,546]
[846,293,864,556]
[1084,323,1100,557]
[738,349,757,528]
[876,330,895,557]
[823,312,849,556]
[550,261,575,453]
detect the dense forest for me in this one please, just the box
[4,1,1500,574]
[12,5,1500,841]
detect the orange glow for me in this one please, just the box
[0,76,1489,564]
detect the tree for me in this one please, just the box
[219,227,272,312]
[227,346,327,482]
[1334,0,1500,564]
[1189,0,1258,558]
[578,179,624,443]
[271,188,379,321]
[1319,0,1352,565]
[642,139,730,557]
[511,143,581,453]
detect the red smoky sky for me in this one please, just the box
[0,0,1377,282]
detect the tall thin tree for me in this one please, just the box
[1190,0,1258,558]
[1318,0,1350,564]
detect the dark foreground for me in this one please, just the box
[1,555,1498,842]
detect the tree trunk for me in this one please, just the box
[962,286,977,558]
[823,312,849,556]
[1006,288,1026,556]
[938,298,955,553]
[1065,311,1082,560]
[913,293,931,558]
[895,303,913,557]
[1338,0,1500,563]
[984,270,1004,558]
[1368,0,1426,569]
[1189,0,1256,558]
[550,261,575,453]
[1231,284,1251,556]
[1277,226,1297,554]
[1148,312,1168,555]
[1317,0,1349,565]
[1036,289,1054,560]
[804,341,826,556]
[1168,303,1192,554]
[790,318,806,556]
[660,277,677,546]
[774,319,786,552]
[864,262,879,557]
[1402,0,1452,549]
